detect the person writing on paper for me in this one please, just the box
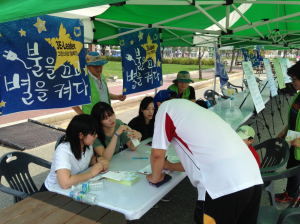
[72,51,126,115]
[147,89,263,224]
[168,71,196,102]
[91,102,142,161]
[276,61,300,203]
[40,114,109,191]
[128,96,154,141]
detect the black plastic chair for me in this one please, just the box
[253,138,290,206]
[0,151,51,203]
[257,165,300,224]
[203,90,228,106]
[55,134,66,150]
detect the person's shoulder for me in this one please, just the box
[56,142,72,155]
[129,116,139,125]
[116,119,125,126]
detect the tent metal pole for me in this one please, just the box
[95,18,147,27]
[226,5,230,29]
[164,34,194,42]
[214,45,217,92]
[165,29,193,45]
[96,26,147,42]
[233,1,300,5]
[154,25,221,35]
[127,0,226,5]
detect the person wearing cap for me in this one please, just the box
[168,71,196,102]
[147,90,263,224]
[236,125,261,168]
[72,51,126,115]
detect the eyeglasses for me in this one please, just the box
[292,77,298,82]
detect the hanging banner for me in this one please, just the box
[286,58,292,68]
[263,59,278,97]
[0,15,90,116]
[214,43,228,88]
[273,58,286,89]
[256,45,264,62]
[119,28,162,95]
[279,58,292,83]
[241,47,260,67]
[242,61,265,114]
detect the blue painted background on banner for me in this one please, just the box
[214,43,228,88]
[241,47,260,67]
[119,28,162,95]
[0,15,90,116]
[256,45,264,62]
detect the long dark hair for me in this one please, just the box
[91,102,115,148]
[65,114,98,160]
[288,61,300,79]
[137,96,154,136]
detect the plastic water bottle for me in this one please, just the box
[216,95,222,111]
[230,93,235,107]
[206,100,211,108]
[70,191,98,205]
[72,179,104,192]
[128,127,140,147]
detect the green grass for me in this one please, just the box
[192,78,208,82]
[102,61,214,79]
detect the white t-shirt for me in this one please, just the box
[152,99,263,200]
[45,142,94,190]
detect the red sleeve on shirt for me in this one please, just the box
[248,145,261,168]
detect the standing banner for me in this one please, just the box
[286,58,292,69]
[256,45,264,62]
[242,61,265,114]
[241,47,260,67]
[214,43,229,88]
[263,59,278,97]
[273,58,286,89]
[119,28,162,95]
[0,15,90,116]
[279,58,292,83]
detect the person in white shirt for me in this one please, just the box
[41,114,109,191]
[147,90,263,224]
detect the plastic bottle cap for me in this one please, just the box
[69,191,74,197]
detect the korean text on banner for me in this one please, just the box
[119,28,162,95]
[263,59,278,97]
[242,61,265,114]
[241,47,260,67]
[273,58,286,89]
[279,58,292,83]
[0,15,90,116]
[214,43,228,88]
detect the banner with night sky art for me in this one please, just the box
[0,15,90,116]
[119,28,162,95]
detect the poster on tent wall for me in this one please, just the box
[119,28,162,95]
[242,61,265,114]
[273,59,286,89]
[241,47,260,67]
[263,59,278,97]
[0,15,90,116]
[256,46,264,62]
[214,43,228,88]
[279,58,292,83]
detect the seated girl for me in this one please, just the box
[128,96,154,141]
[91,102,142,161]
[41,114,109,191]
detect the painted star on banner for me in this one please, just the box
[160,80,163,85]
[34,17,47,33]
[84,65,88,76]
[120,40,125,46]
[123,88,127,92]
[0,33,2,37]
[19,29,26,36]
[130,40,134,45]
[0,100,6,108]
[138,31,143,41]
[157,60,161,67]
[141,34,158,64]
[45,23,83,72]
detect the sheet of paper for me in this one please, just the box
[242,61,265,114]
[263,59,278,97]
[286,130,300,141]
[279,58,292,83]
[138,164,169,175]
[167,155,180,162]
[101,171,128,181]
[273,58,286,89]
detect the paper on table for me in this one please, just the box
[167,155,180,162]
[286,130,300,141]
[101,171,128,181]
[138,164,170,175]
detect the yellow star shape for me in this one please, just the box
[19,29,26,36]
[0,100,6,107]
[0,33,2,37]
[160,80,163,85]
[84,65,88,76]
[120,40,125,46]
[45,23,83,72]
[34,17,47,33]
[141,34,158,64]
[0,112,2,115]
[123,88,127,92]
[130,40,134,45]
[157,60,161,67]
[138,31,143,41]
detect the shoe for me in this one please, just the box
[161,193,172,202]
[275,191,293,203]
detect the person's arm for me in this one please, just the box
[189,86,196,103]
[72,106,84,115]
[163,160,185,172]
[109,93,126,101]
[56,163,103,189]
[277,125,288,139]
[146,148,166,183]
[127,129,142,143]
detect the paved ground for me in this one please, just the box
[0,65,294,223]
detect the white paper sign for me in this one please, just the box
[242,61,265,113]
[286,130,300,142]
[101,171,128,181]
[263,59,278,97]
[279,58,292,83]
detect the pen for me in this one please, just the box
[133,157,148,159]
[165,156,168,161]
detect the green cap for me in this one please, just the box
[172,71,194,83]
